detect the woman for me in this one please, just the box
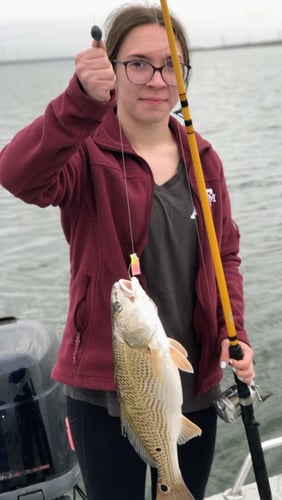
[0,4,255,500]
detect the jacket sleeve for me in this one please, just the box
[0,75,115,207]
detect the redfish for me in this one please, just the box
[111,277,202,500]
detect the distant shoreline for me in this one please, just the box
[193,38,282,52]
[0,38,281,65]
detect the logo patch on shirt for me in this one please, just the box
[190,188,216,219]
[206,188,216,205]
[190,206,197,219]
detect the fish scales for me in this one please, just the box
[113,338,179,482]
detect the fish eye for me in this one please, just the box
[112,301,123,313]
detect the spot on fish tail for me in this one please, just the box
[158,480,195,499]
[160,484,169,492]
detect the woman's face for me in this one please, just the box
[114,23,184,126]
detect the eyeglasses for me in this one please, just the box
[111,59,191,86]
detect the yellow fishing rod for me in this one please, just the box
[159,2,272,499]
[160,0,238,348]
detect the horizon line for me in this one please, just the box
[0,37,281,65]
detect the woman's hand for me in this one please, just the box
[220,338,256,385]
[75,39,116,102]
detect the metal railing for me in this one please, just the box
[223,437,282,499]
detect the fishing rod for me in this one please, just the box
[159,1,272,499]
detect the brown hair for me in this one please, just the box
[105,3,190,67]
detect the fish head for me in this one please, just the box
[111,277,158,348]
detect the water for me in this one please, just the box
[0,45,281,497]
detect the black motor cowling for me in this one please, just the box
[0,317,80,499]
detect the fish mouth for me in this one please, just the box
[118,278,136,298]
[111,278,139,308]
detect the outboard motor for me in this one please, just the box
[0,317,81,499]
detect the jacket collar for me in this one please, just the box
[93,104,211,158]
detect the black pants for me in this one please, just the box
[66,397,217,500]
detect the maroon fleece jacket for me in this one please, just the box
[0,75,249,394]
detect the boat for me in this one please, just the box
[205,436,282,500]
[67,447,282,500]
[1,317,280,500]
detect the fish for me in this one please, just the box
[111,276,202,500]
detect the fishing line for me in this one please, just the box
[152,4,216,315]
[171,108,216,316]
[117,119,141,276]
[90,17,138,275]
[91,24,140,277]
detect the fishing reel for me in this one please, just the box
[214,383,273,423]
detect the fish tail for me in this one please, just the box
[156,480,195,500]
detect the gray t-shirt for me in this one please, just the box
[65,161,220,414]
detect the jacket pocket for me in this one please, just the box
[72,275,91,364]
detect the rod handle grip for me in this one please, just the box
[229,343,243,361]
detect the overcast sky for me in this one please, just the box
[1,0,282,61]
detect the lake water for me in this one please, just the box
[0,44,281,497]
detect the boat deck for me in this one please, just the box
[206,437,282,500]
[206,474,282,499]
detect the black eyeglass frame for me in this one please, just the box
[111,59,191,86]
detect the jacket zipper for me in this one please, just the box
[72,331,81,365]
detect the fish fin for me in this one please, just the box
[168,338,188,357]
[177,415,202,445]
[168,343,194,373]
[148,346,163,379]
[120,410,157,468]
[156,478,195,500]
